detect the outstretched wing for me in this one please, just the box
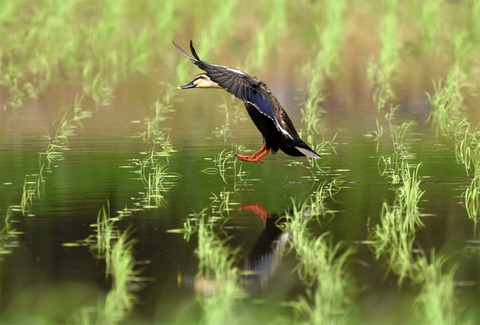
[173,40,257,102]
[174,40,283,133]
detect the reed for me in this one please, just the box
[378,121,415,184]
[413,253,458,325]
[367,0,399,112]
[287,202,355,323]
[245,0,286,72]
[1,0,169,110]
[286,179,356,323]
[301,0,345,134]
[452,120,479,225]
[372,161,424,283]
[0,206,21,256]
[132,88,179,210]
[453,120,480,177]
[101,230,139,325]
[209,188,239,220]
[417,0,439,48]
[83,201,140,325]
[195,217,243,325]
[427,65,470,136]
[463,177,480,225]
[176,0,236,83]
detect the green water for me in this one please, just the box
[1,1,479,324]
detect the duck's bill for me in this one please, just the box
[177,80,196,90]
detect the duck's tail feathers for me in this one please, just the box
[295,146,321,159]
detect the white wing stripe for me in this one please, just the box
[245,100,294,140]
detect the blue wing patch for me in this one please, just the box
[245,88,276,122]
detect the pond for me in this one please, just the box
[1,1,479,324]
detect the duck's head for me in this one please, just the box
[177,74,220,90]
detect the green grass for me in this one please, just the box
[176,0,236,84]
[454,120,480,177]
[417,0,439,48]
[378,121,415,184]
[367,0,399,112]
[0,206,22,256]
[132,88,179,209]
[463,176,480,225]
[285,179,356,323]
[10,94,92,217]
[287,207,355,324]
[82,201,140,325]
[194,216,243,325]
[300,0,345,134]
[427,65,470,136]
[0,0,177,110]
[413,253,458,325]
[372,162,424,283]
[244,0,287,72]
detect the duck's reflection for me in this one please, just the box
[178,204,291,298]
[238,204,288,294]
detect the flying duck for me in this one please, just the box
[174,40,321,162]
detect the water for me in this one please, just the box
[1,84,478,323]
[1,1,479,323]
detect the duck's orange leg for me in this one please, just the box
[236,144,270,163]
[238,204,270,222]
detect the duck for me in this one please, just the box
[174,40,321,162]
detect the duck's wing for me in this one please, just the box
[173,40,257,102]
[174,40,284,134]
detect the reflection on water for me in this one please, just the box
[1,0,480,324]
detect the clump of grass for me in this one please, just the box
[20,179,36,216]
[287,202,356,324]
[244,0,287,72]
[285,179,356,323]
[0,206,22,256]
[1,0,168,110]
[453,120,480,177]
[175,0,236,83]
[373,202,417,283]
[372,162,424,283]
[413,253,458,325]
[131,88,179,210]
[463,176,480,225]
[100,230,139,325]
[417,0,439,48]
[209,188,239,220]
[83,201,141,325]
[452,121,479,224]
[195,216,244,325]
[9,92,94,217]
[144,91,174,143]
[291,243,355,325]
[301,0,345,134]
[364,119,385,152]
[378,121,415,184]
[427,65,470,136]
[135,144,179,209]
[367,0,399,112]
[202,147,249,190]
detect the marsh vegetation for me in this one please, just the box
[1,0,479,324]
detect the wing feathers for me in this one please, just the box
[174,40,254,100]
